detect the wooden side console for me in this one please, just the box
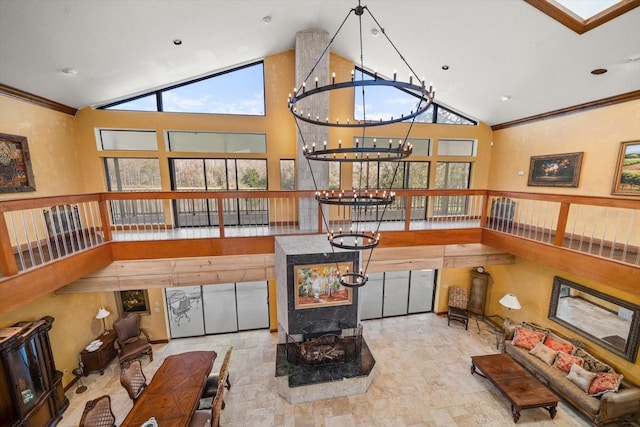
[80,329,117,376]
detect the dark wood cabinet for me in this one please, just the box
[80,330,117,376]
[0,316,68,427]
[468,271,490,316]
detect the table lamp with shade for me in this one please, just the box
[95,307,111,335]
[499,293,521,326]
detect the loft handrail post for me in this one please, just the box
[404,194,412,231]
[480,190,490,228]
[0,211,19,276]
[216,193,225,238]
[98,195,113,242]
[554,202,570,247]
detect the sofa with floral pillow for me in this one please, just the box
[503,322,640,426]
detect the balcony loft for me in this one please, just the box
[1,189,638,315]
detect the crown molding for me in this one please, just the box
[0,83,77,116]
[491,90,640,131]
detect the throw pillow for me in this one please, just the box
[512,325,545,351]
[567,363,597,393]
[554,351,583,373]
[544,336,574,354]
[529,342,558,365]
[588,372,624,396]
[573,348,614,373]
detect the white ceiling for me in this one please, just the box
[1,0,639,126]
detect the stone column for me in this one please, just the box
[295,29,329,232]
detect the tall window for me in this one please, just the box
[280,159,295,190]
[101,62,265,115]
[170,158,268,228]
[434,162,472,216]
[104,158,163,225]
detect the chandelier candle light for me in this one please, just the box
[288,1,435,287]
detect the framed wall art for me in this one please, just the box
[0,132,36,193]
[294,262,353,309]
[611,140,640,196]
[115,289,151,316]
[527,152,583,187]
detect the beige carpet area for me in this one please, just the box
[60,313,635,426]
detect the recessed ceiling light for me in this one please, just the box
[370,28,380,37]
[441,65,449,71]
[263,16,272,23]
[173,39,182,46]
[590,68,607,75]
[62,68,78,75]
[500,95,511,101]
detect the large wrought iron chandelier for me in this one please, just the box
[289,1,435,287]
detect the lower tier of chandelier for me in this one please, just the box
[327,230,379,250]
[315,190,395,207]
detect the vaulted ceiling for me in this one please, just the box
[1,0,639,126]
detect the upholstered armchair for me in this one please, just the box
[113,313,153,366]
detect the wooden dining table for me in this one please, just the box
[121,350,217,427]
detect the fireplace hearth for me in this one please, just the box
[286,325,363,366]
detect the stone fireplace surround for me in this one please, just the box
[274,236,377,404]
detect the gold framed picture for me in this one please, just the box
[294,262,353,310]
[611,140,640,195]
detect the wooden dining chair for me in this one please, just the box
[79,395,116,427]
[120,359,147,402]
[190,358,230,427]
[201,346,232,406]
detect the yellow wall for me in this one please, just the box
[0,96,85,199]
[488,99,640,195]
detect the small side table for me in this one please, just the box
[483,315,505,350]
[80,329,117,376]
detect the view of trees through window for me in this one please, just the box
[105,158,161,191]
[171,159,267,190]
[352,161,429,190]
[280,159,295,190]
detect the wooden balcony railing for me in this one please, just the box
[1,190,638,282]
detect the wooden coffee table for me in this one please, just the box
[471,354,558,423]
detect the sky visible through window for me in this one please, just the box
[554,0,620,19]
[163,64,264,114]
[105,63,265,115]
[353,69,425,122]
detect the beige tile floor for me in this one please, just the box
[61,313,604,427]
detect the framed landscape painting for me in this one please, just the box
[611,140,640,195]
[0,132,36,193]
[294,262,353,309]
[527,152,583,187]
